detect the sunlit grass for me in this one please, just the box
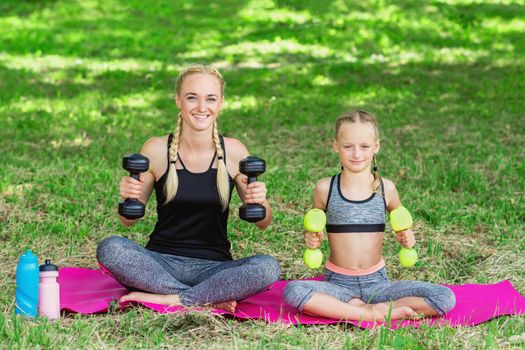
[0,53,170,74]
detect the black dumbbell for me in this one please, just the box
[118,153,150,219]
[239,156,266,222]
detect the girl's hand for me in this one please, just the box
[119,174,146,200]
[305,231,324,249]
[241,178,267,205]
[395,229,416,248]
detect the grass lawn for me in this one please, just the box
[1,0,524,348]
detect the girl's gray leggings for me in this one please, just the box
[284,267,456,315]
[96,236,281,306]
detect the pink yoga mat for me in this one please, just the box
[59,267,525,328]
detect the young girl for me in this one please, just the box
[284,110,456,322]
[96,64,280,312]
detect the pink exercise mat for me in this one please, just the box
[59,267,525,328]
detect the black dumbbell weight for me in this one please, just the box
[118,153,150,219]
[239,156,266,222]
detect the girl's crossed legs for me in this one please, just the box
[284,267,455,321]
[284,270,416,322]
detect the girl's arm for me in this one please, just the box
[383,177,402,212]
[227,138,272,230]
[312,178,330,210]
[305,178,331,248]
[118,137,161,227]
[383,177,416,248]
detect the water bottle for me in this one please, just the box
[38,260,60,320]
[15,250,39,318]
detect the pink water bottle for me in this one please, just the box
[38,260,60,320]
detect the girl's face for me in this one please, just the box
[176,73,224,132]
[333,122,380,173]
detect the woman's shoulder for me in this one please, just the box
[223,137,249,160]
[140,135,170,163]
[141,135,168,152]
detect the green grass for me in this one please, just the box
[1,0,524,348]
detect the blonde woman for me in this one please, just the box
[97,65,279,312]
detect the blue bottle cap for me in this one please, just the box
[20,250,38,263]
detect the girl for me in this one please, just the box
[284,110,456,322]
[96,64,280,312]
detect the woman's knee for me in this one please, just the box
[252,255,281,285]
[96,235,132,266]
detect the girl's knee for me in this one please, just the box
[438,286,456,314]
[427,285,456,315]
[283,281,302,305]
[283,281,311,309]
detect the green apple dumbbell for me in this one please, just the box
[303,209,326,269]
[390,207,418,267]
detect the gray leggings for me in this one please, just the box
[96,236,281,306]
[284,267,456,315]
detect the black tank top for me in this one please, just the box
[145,134,235,261]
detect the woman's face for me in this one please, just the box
[176,73,223,132]
[333,122,379,173]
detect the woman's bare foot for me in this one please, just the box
[211,300,237,313]
[119,292,181,306]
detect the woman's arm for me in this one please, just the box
[225,137,272,230]
[118,137,165,227]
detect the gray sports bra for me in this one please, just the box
[325,174,387,233]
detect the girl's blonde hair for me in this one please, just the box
[164,64,230,211]
[335,110,381,192]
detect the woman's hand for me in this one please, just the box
[119,174,146,200]
[305,231,324,249]
[395,229,416,248]
[241,178,267,205]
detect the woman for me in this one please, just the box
[97,64,280,312]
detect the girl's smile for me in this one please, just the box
[334,122,379,173]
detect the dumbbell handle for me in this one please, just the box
[120,154,149,220]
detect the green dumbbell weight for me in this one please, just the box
[389,207,418,267]
[302,209,326,269]
[399,247,418,267]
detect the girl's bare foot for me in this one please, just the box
[119,292,181,306]
[388,306,418,320]
[348,298,366,307]
[211,300,237,313]
[359,304,417,322]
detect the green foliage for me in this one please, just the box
[1,0,524,348]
